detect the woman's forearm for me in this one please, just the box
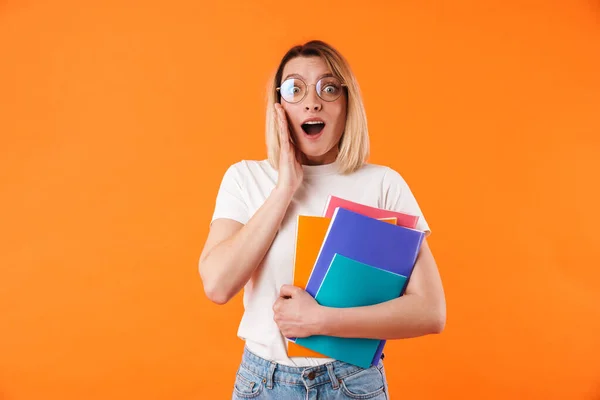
[199,187,294,304]
[316,294,446,340]
[314,239,446,340]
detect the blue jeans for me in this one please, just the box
[232,346,390,399]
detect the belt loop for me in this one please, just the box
[266,361,276,389]
[326,363,339,390]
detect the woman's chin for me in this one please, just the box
[297,144,325,157]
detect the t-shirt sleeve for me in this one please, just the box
[382,167,431,237]
[210,163,250,226]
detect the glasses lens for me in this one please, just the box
[317,77,344,101]
[279,79,306,103]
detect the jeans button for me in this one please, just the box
[307,371,316,380]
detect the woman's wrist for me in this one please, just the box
[272,186,296,203]
[311,305,332,336]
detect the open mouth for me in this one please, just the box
[301,121,325,136]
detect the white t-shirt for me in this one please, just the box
[210,157,431,367]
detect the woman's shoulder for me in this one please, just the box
[356,162,407,183]
[220,159,275,181]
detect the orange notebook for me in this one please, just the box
[286,215,397,358]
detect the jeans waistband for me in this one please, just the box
[239,346,384,390]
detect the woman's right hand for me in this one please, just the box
[274,103,303,195]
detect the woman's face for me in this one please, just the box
[279,56,347,165]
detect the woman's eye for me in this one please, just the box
[282,86,299,95]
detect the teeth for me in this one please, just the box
[303,121,324,125]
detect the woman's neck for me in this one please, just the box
[300,149,339,166]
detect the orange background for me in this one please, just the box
[1,0,599,399]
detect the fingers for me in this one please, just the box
[273,297,282,314]
[274,104,301,175]
[274,103,289,147]
[279,284,300,298]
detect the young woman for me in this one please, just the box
[199,40,446,399]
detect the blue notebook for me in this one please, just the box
[304,207,426,365]
[295,253,408,368]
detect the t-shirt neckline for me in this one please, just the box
[301,158,340,176]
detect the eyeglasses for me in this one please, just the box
[276,76,347,104]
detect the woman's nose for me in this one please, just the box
[304,86,322,111]
[305,103,322,111]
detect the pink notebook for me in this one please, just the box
[322,195,419,229]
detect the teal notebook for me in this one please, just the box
[295,253,408,368]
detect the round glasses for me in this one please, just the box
[276,76,347,104]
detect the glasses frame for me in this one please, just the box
[276,76,348,104]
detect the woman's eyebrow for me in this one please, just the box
[282,73,335,81]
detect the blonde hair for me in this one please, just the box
[265,40,369,174]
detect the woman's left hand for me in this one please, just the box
[273,285,323,338]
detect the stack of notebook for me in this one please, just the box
[286,195,426,368]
